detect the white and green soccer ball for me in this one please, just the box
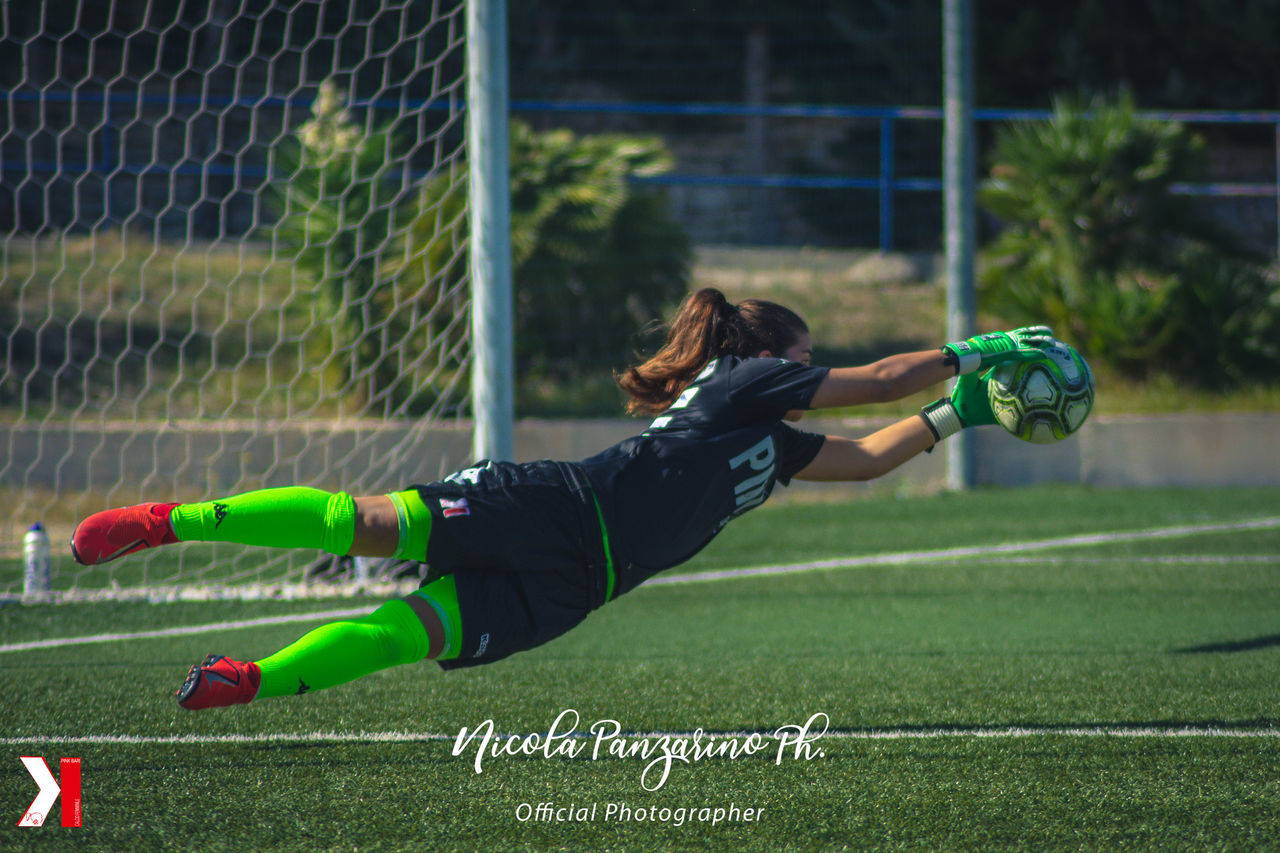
[988,340,1095,444]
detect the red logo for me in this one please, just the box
[17,756,80,827]
[440,497,470,519]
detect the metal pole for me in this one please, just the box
[879,117,895,252]
[467,0,514,462]
[943,0,977,489]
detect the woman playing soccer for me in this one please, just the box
[71,288,1052,710]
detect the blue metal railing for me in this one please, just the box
[513,99,1280,252]
[4,88,1278,252]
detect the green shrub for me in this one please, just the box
[400,120,690,413]
[269,89,690,417]
[979,92,1280,387]
[268,82,414,408]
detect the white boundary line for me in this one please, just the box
[2,725,1277,747]
[4,516,1278,655]
[0,608,374,654]
[976,554,1278,565]
[647,516,1280,586]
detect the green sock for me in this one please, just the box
[387,490,432,561]
[169,487,356,555]
[255,599,430,698]
[254,575,463,699]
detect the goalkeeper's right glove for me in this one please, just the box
[919,371,998,443]
[942,325,1054,375]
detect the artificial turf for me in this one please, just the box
[2,485,1278,850]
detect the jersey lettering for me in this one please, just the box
[728,436,776,512]
[670,386,699,409]
[645,415,673,433]
[446,463,491,485]
[644,364,716,433]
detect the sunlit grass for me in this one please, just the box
[3,486,1279,850]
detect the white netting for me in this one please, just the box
[1,0,475,599]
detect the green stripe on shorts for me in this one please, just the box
[591,492,616,602]
[406,574,462,660]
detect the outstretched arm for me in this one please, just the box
[793,416,937,482]
[807,350,953,409]
[806,326,1054,410]
[794,357,1018,483]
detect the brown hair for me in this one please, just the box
[616,287,809,415]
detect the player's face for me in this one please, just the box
[778,332,813,367]
[777,332,813,421]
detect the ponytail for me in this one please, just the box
[616,287,809,415]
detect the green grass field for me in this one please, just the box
[3,485,1279,850]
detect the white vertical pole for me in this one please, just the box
[943,0,977,489]
[467,0,514,462]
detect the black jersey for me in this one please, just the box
[412,355,830,669]
[578,356,829,596]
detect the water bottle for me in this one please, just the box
[23,522,52,598]
[353,555,376,586]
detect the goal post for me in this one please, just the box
[1,0,512,600]
[943,0,978,490]
[466,0,515,465]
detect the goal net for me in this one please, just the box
[2,0,478,600]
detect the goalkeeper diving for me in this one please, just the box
[71,289,1054,709]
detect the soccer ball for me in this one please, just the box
[987,341,1094,443]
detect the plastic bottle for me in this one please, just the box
[23,522,52,597]
[353,555,376,586]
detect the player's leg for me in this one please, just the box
[176,491,455,711]
[71,488,419,565]
[176,576,463,710]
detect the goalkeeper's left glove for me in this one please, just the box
[919,371,998,443]
[942,325,1054,375]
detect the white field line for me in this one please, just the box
[3,516,1278,656]
[980,555,1279,565]
[1,725,1277,747]
[0,608,374,654]
[647,516,1280,586]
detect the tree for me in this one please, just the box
[399,120,691,414]
[979,92,1280,386]
[269,82,412,409]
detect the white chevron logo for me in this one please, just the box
[17,757,60,827]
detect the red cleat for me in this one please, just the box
[70,502,180,565]
[176,654,262,711]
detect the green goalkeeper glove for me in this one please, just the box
[919,371,998,443]
[942,325,1054,375]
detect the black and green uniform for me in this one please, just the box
[416,356,830,668]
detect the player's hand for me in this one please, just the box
[1009,325,1055,348]
[950,371,998,427]
[919,372,998,443]
[942,325,1054,375]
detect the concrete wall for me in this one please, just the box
[1074,414,1280,488]
[802,412,1280,497]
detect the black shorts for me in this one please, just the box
[411,459,609,669]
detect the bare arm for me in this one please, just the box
[807,350,953,410]
[794,349,951,482]
[792,329,1060,481]
[793,416,937,482]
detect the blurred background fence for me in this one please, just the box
[5,92,1279,255]
[5,2,1280,254]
